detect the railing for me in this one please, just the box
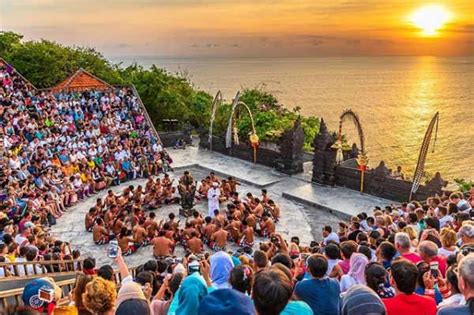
[129,84,162,143]
[0,265,139,314]
[0,259,83,280]
[0,278,75,314]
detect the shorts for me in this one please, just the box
[239,236,254,248]
[140,238,151,247]
[94,235,109,245]
[123,245,137,256]
[212,243,226,252]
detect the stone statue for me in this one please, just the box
[178,171,196,217]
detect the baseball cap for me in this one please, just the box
[22,278,62,312]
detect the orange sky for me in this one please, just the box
[1,0,473,58]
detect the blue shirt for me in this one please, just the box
[281,301,313,315]
[121,161,131,171]
[438,304,471,315]
[294,277,340,315]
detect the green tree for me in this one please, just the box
[0,31,23,58]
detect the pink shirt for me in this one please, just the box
[338,259,350,274]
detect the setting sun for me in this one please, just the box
[409,4,452,36]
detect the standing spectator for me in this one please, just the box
[340,253,369,293]
[395,232,421,264]
[294,254,340,315]
[418,240,447,277]
[341,285,387,315]
[439,228,458,258]
[365,262,395,298]
[322,226,339,245]
[82,277,117,315]
[438,254,474,315]
[253,269,293,315]
[382,259,436,315]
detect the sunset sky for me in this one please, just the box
[1,0,473,58]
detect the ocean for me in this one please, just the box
[114,56,474,183]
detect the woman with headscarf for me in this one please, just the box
[340,253,369,293]
[210,251,234,289]
[173,273,209,315]
[168,260,213,315]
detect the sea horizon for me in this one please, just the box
[111,55,474,183]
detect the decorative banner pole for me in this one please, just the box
[333,109,368,193]
[356,153,369,193]
[250,133,259,164]
[225,91,258,163]
[409,112,439,201]
[208,90,223,152]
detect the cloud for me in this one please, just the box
[447,23,474,33]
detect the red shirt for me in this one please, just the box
[401,252,422,264]
[429,255,447,277]
[383,293,436,315]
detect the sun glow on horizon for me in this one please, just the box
[409,4,452,36]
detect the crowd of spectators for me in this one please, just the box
[0,61,169,277]
[2,61,474,314]
[18,187,474,315]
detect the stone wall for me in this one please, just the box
[333,162,446,202]
[159,131,192,147]
[312,118,448,202]
[200,134,281,168]
[199,119,305,175]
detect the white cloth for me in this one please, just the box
[340,274,361,293]
[207,187,220,217]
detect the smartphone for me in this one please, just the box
[108,240,118,258]
[430,261,439,278]
[38,288,54,303]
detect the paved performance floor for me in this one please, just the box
[51,145,396,267]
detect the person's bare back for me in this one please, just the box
[204,223,216,240]
[92,224,107,242]
[212,229,228,248]
[152,236,173,257]
[187,237,203,254]
[243,226,254,244]
[133,225,147,243]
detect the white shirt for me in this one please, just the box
[340,274,362,293]
[323,232,340,245]
[438,247,457,258]
[439,215,454,228]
